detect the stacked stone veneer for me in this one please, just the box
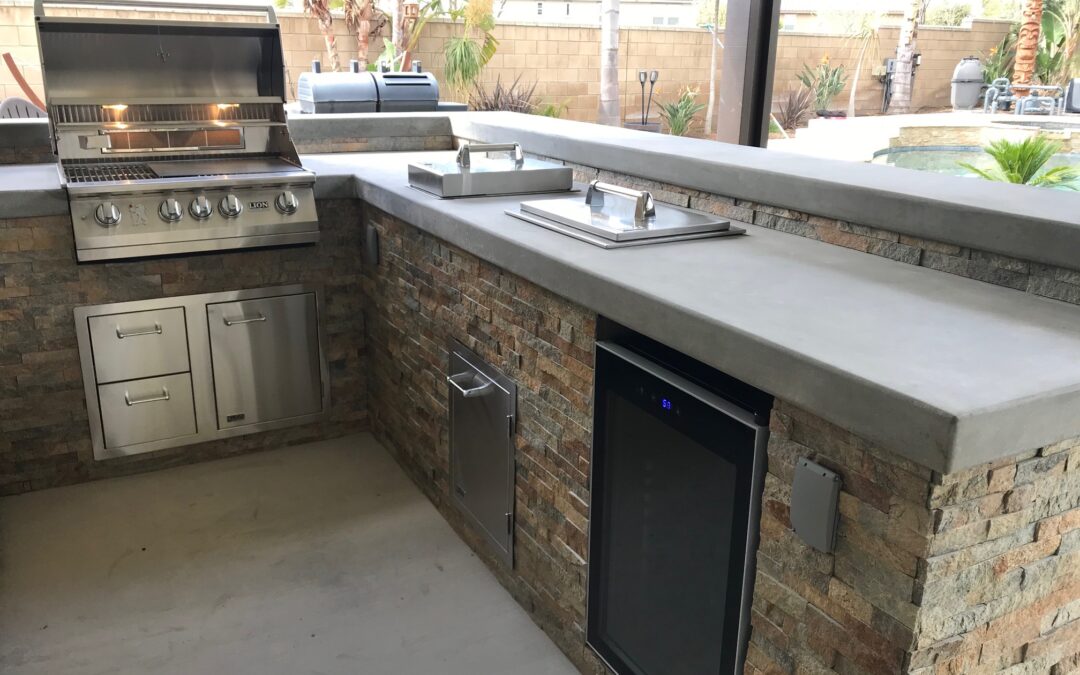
[361,206,1080,675]
[359,205,605,672]
[749,402,1080,675]
[542,160,1080,307]
[0,199,368,495]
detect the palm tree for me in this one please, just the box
[703,0,723,135]
[1013,0,1044,89]
[304,0,341,72]
[889,0,923,113]
[845,13,880,118]
[344,0,377,69]
[959,136,1079,188]
[598,0,620,125]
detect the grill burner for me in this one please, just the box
[52,102,275,125]
[38,0,319,262]
[65,164,157,183]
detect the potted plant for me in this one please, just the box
[797,57,848,117]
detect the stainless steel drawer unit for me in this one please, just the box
[208,294,323,429]
[448,341,517,567]
[98,373,198,448]
[75,285,328,460]
[88,307,189,383]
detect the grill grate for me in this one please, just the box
[52,103,276,125]
[65,164,157,183]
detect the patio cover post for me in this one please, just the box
[716,0,781,147]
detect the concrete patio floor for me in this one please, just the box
[0,434,579,675]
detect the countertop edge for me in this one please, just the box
[328,163,972,472]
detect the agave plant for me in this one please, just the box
[959,137,1080,189]
[658,88,706,136]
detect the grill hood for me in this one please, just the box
[36,0,285,107]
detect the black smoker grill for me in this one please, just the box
[297,62,465,113]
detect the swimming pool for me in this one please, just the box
[872,145,1080,184]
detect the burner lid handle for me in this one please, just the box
[456,142,524,168]
[586,180,656,222]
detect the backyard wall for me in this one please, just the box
[0,0,1011,124]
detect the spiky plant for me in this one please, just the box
[303,0,341,72]
[959,137,1080,189]
[469,75,537,113]
[776,88,814,131]
[658,88,706,136]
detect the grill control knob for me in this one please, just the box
[95,201,121,226]
[275,190,299,215]
[159,198,183,223]
[190,195,213,220]
[219,194,243,218]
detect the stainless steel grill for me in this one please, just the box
[65,163,157,183]
[38,0,319,262]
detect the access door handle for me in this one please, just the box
[447,371,493,398]
[116,323,162,339]
[223,313,267,326]
[124,387,170,406]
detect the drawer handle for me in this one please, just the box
[447,372,493,398]
[124,387,170,406]
[116,323,162,339]
[223,313,267,326]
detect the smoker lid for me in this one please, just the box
[297,71,378,104]
[372,71,440,102]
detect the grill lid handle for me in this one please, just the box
[35,0,277,22]
[586,180,656,222]
[456,143,524,168]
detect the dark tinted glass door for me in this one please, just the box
[587,343,764,675]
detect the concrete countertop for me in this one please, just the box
[305,151,1080,474]
[0,163,67,217]
[6,111,1080,272]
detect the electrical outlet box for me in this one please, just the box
[791,457,842,553]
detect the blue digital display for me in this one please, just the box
[661,398,673,410]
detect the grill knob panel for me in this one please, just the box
[95,202,122,226]
[190,195,213,220]
[159,198,183,223]
[219,194,243,218]
[275,190,300,215]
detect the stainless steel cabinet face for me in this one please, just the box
[207,293,323,429]
[88,307,190,383]
[448,343,516,566]
[98,373,198,448]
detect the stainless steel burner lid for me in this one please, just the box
[518,181,735,242]
[408,142,573,198]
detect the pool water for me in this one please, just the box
[872,146,1080,185]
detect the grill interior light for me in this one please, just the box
[103,104,128,112]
